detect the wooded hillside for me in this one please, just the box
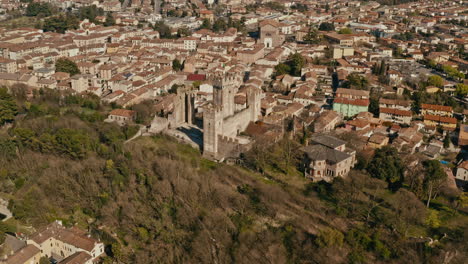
[0,86,467,263]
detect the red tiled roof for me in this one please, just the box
[187,74,206,81]
[380,107,412,117]
[109,109,136,117]
[421,103,452,112]
[334,98,370,107]
[424,114,457,124]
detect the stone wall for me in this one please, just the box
[222,107,251,137]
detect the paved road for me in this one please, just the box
[0,198,12,222]
[124,125,146,144]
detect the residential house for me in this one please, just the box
[3,244,41,264]
[27,221,105,262]
[0,58,17,73]
[378,98,412,125]
[367,133,389,149]
[421,103,453,117]
[313,110,341,133]
[333,98,369,117]
[302,135,356,182]
[107,109,137,125]
[455,161,468,183]
[458,124,468,146]
[423,115,457,131]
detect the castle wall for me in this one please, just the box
[222,107,252,138]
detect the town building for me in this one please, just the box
[378,98,412,125]
[258,20,285,48]
[455,161,468,183]
[2,244,41,264]
[27,221,105,262]
[107,109,137,125]
[302,135,356,182]
[459,124,468,146]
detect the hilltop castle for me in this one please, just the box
[168,72,261,161]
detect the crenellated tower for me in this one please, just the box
[210,72,240,118]
[203,104,223,159]
[247,86,261,123]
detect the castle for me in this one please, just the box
[168,72,261,161]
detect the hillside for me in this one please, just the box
[0,87,467,264]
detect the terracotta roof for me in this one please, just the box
[368,133,388,144]
[347,119,370,128]
[259,19,280,28]
[60,251,93,264]
[334,97,370,106]
[458,160,468,170]
[5,244,40,264]
[30,223,98,252]
[379,98,410,107]
[336,88,369,97]
[187,74,206,81]
[109,109,136,118]
[380,107,412,117]
[421,103,452,112]
[424,114,457,124]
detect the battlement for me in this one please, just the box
[204,102,223,113]
[208,72,240,88]
[218,135,240,144]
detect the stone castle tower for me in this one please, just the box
[247,84,261,122]
[203,73,261,160]
[203,104,223,159]
[211,72,240,118]
[170,86,195,127]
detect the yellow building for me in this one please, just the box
[421,103,453,117]
[423,115,457,131]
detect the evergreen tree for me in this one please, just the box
[200,19,212,30]
[379,60,386,76]
[422,160,446,208]
[0,87,18,125]
[172,59,182,71]
[367,146,405,191]
[319,22,335,31]
[104,13,116,27]
[55,58,80,76]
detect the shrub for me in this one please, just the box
[315,227,344,248]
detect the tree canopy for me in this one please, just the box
[25,2,54,17]
[338,27,353,34]
[0,87,17,126]
[422,160,446,207]
[345,73,369,90]
[78,5,104,22]
[426,75,444,88]
[103,13,116,27]
[172,59,182,71]
[455,83,468,97]
[55,58,80,76]
[42,15,79,33]
[367,146,405,190]
[319,22,335,31]
[274,53,305,77]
